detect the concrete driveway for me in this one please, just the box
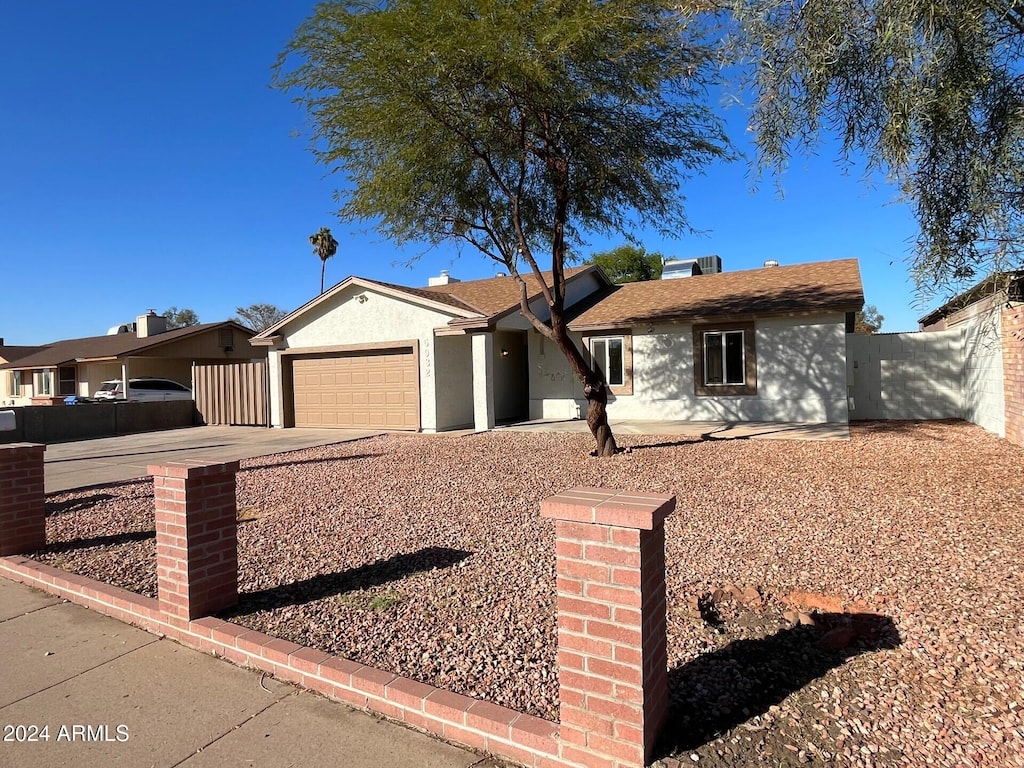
[43,426,382,493]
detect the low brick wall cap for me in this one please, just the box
[0,443,45,453]
[541,487,675,530]
[148,460,241,478]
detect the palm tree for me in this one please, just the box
[309,227,339,294]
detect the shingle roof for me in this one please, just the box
[0,322,249,370]
[917,269,1024,327]
[0,345,42,364]
[567,259,864,329]
[422,266,596,316]
[362,278,482,314]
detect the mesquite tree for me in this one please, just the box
[275,0,731,455]
[728,0,1024,303]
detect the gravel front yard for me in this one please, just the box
[37,421,1024,767]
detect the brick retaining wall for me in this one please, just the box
[0,449,677,768]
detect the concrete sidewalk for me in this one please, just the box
[0,578,501,768]
[42,426,381,493]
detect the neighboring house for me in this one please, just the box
[0,312,266,406]
[0,340,43,406]
[919,271,1023,446]
[252,258,864,431]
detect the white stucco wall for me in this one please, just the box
[528,314,849,422]
[266,284,458,430]
[434,334,474,430]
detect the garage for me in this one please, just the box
[290,348,419,430]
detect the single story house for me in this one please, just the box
[252,258,864,432]
[0,312,265,406]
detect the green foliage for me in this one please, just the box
[275,0,731,301]
[309,226,339,294]
[727,0,1024,301]
[854,304,884,334]
[163,307,199,329]
[588,245,664,283]
[232,303,288,332]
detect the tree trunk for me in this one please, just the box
[545,322,619,457]
[584,381,618,457]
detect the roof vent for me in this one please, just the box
[428,269,461,286]
[764,259,780,268]
[661,258,704,280]
[107,323,134,335]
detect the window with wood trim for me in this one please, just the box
[693,322,757,396]
[584,333,633,395]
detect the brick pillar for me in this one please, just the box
[541,487,675,768]
[150,460,239,621]
[0,443,46,556]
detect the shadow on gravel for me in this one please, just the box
[239,453,378,472]
[852,419,961,440]
[41,529,155,553]
[658,612,901,756]
[45,492,117,515]
[224,546,473,613]
[628,439,702,452]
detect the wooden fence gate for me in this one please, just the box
[193,361,269,426]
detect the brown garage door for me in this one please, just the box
[291,349,419,430]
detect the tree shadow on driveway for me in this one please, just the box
[222,546,473,615]
[657,612,901,756]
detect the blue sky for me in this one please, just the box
[2,3,926,346]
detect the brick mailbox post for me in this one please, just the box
[150,460,240,622]
[0,443,46,556]
[541,487,675,768]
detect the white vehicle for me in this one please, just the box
[93,378,193,402]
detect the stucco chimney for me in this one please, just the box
[136,310,167,338]
[428,269,461,286]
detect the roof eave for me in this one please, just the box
[569,303,862,332]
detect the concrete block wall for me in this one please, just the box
[0,461,680,768]
[1003,306,1024,447]
[961,309,1006,437]
[846,331,963,420]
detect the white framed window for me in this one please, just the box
[10,371,23,396]
[35,369,53,396]
[589,336,625,387]
[703,330,746,386]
